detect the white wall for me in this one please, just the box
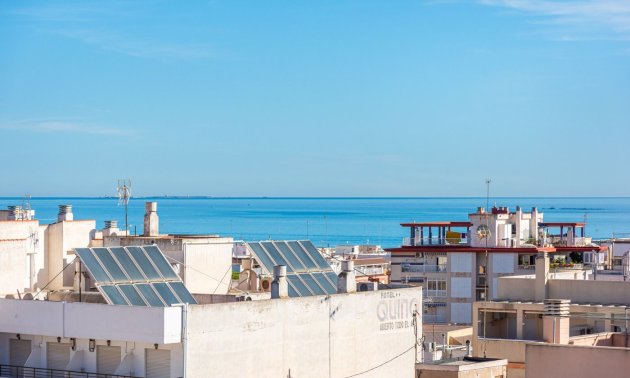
[183,242,233,295]
[186,287,422,378]
[0,299,181,344]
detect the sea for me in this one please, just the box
[1,197,629,248]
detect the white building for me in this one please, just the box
[0,201,423,377]
[387,206,606,325]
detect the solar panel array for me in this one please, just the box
[74,246,197,307]
[245,240,338,297]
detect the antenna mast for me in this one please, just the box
[485,178,491,211]
[117,179,132,236]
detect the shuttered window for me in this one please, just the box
[97,345,121,375]
[145,349,171,378]
[46,342,71,370]
[10,339,31,365]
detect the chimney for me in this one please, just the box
[103,220,119,237]
[143,202,159,237]
[271,265,288,299]
[7,205,20,220]
[535,252,549,301]
[57,205,73,222]
[465,340,471,357]
[337,260,356,294]
[543,299,570,344]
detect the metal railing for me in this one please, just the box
[401,264,447,273]
[402,237,468,247]
[0,365,138,378]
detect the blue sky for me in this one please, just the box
[1,1,629,197]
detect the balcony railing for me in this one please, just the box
[424,289,447,298]
[0,365,138,378]
[401,264,447,273]
[355,267,385,276]
[402,237,468,247]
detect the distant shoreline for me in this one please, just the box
[1,196,630,200]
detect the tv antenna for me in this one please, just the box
[117,179,132,236]
[485,178,491,211]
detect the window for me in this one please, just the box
[425,279,447,297]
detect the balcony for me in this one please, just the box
[401,264,447,273]
[402,237,468,247]
[0,365,138,378]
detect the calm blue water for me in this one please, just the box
[1,197,629,247]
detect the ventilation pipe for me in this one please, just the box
[57,205,73,222]
[271,265,288,299]
[143,202,159,237]
[337,260,356,294]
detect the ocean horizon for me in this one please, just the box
[1,196,629,247]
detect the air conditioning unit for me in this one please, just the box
[358,282,379,292]
[260,278,273,291]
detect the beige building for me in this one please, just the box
[0,204,95,296]
[472,252,630,378]
[415,356,507,378]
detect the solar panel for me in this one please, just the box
[260,242,293,273]
[126,246,162,280]
[75,248,112,283]
[312,272,336,293]
[110,247,146,281]
[152,282,180,305]
[300,273,327,296]
[168,282,197,304]
[275,242,307,272]
[287,275,313,296]
[287,241,318,270]
[300,241,331,270]
[245,240,338,298]
[136,283,165,307]
[144,246,179,280]
[119,284,147,306]
[92,248,129,283]
[248,243,276,274]
[74,246,196,307]
[100,285,128,306]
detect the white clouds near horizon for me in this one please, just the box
[480,0,630,41]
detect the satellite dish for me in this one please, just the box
[476,225,491,240]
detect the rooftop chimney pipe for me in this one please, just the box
[337,260,356,294]
[143,202,159,237]
[271,265,288,299]
[57,205,73,222]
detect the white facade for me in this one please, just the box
[0,287,422,377]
